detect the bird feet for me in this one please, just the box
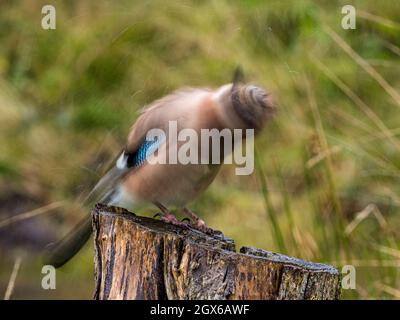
[182,207,217,235]
[161,212,189,228]
[153,203,218,235]
[153,202,188,229]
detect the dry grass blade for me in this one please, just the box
[358,10,400,30]
[359,127,400,144]
[327,259,400,268]
[312,56,400,151]
[330,108,396,145]
[381,40,400,57]
[306,145,342,169]
[366,59,400,68]
[305,76,349,259]
[4,256,23,300]
[375,245,400,259]
[0,201,65,229]
[333,110,400,146]
[254,149,287,253]
[381,187,400,206]
[304,76,343,217]
[345,204,387,235]
[323,25,400,109]
[329,134,400,175]
[376,283,400,299]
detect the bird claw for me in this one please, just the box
[152,202,189,228]
[181,207,218,235]
[190,218,218,236]
[160,212,189,229]
[153,205,219,235]
[153,212,162,219]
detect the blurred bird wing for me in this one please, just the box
[85,88,209,205]
[127,88,210,152]
[44,88,213,268]
[83,164,128,205]
[85,136,167,206]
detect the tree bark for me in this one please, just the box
[93,204,341,300]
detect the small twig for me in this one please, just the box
[0,201,64,229]
[4,256,23,300]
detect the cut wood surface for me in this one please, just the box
[93,204,341,300]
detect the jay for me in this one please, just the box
[44,75,276,268]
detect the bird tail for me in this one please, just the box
[43,159,129,268]
[42,216,92,268]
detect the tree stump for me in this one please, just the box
[93,204,341,300]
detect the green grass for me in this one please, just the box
[1,0,400,299]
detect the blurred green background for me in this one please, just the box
[1,0,400,299]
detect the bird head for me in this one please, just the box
[214,81,276,133]
[230,82,276,132]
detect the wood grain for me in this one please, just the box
[93,204,341,300]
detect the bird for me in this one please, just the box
[44,71,276,268]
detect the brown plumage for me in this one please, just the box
[123,83,275,207]
[44,81,276,268]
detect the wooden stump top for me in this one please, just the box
[93,204,341,300]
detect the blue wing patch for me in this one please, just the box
[128,138,163,167]
[127,135,165,168]
[116,134,165,170]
